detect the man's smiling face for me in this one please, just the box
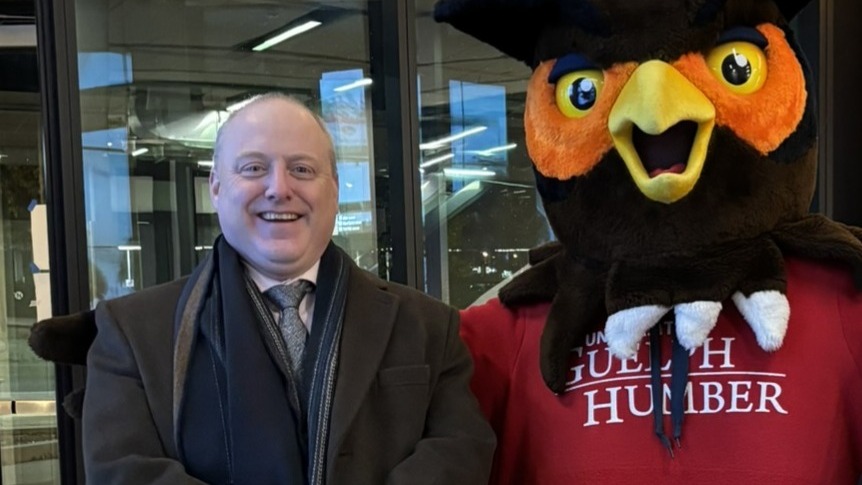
[210,97,338,280]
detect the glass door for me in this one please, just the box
[0,2,61,482]
[72,0,391,299]
[414,0,553,308]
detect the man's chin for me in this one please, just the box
[245,257,305,281]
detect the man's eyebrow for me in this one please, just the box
[235,151,268,160]
[284,153,323,163]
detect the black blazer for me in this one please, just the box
[82,257,495,485]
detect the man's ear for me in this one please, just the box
[209,166,220,207]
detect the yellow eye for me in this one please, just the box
[555,70,604,118]
[706,41,767,94]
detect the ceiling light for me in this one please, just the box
[131,148,149,157]
[333,78,373,92]
[420,126,487,150]
[226,99,253,112]
[419,153,454,169]
[252,20,322,51]
[443,168,495,178]
[476,143,517,156]
[197,160,214,168]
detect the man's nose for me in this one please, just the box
[265,168,294,200]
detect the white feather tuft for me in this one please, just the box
[731,290,790,351]
[605,305,671,360]
[674,301,723,350]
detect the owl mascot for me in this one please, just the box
[436,0,862,482]
[25,0,862,482]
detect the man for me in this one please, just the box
[81,94,495,484]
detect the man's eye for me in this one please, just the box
[291,165,315,179]
[241,164,265,174]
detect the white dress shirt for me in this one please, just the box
[244,261,320,332]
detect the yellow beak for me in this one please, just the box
[608,61,716,204]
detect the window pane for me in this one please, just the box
[0,15,61,485]
[73,0,388,302]
[415,0,553,308]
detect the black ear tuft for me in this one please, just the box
[776,0,813,20]
[434,0,554,66]
[28,310,97,366]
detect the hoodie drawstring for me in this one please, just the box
[649,318,689,457]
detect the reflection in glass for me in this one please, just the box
[415,0,553,308]
[73,0,387,304]
[0,11,61,482]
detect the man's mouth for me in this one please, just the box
[259,212,301,222]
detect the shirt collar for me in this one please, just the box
[243,260,320,293]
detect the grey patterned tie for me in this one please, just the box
[264,280,314,380]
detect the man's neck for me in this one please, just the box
[243,260,321,293]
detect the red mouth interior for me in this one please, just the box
[632,121,697,178]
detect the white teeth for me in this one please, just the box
[260,212,299,221]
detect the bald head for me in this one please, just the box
[214,93,337,178]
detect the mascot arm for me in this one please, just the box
[29,310,97,366]
[838,284,862,462]
[459,300,528,434]
[83,302,205,484]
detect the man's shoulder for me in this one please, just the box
[352,268,452,314]
[102,277,189,316]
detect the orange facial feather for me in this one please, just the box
[673,24,807,155]
[525,62,637,179]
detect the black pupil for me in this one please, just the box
[568,78,597,110]
[721,53,752,86]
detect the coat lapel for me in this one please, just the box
[326,269,399,469]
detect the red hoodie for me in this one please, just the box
[461,258,862,484]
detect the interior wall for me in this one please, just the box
[819,0,862,225]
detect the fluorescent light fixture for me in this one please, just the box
[476,143,517,156]
[420,126,487,150]
[333,78,373,93]
[198,160,214,168]
[443,168,495,178]
[252,20,322,51]
[419,153,454,169]
[117,245,142,251]
[131,148,149,157]
[226,99,253,112]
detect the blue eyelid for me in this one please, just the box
[548,54,598,84]
[717,27,769,49]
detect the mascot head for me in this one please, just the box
[436,0,816,262]
[433,0,862,404]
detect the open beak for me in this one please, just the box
[608,60,715,204]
